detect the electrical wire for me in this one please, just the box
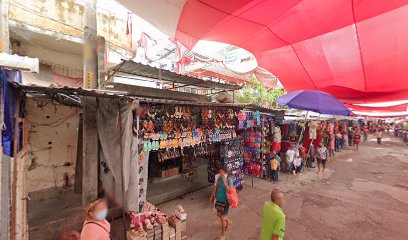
[25,111,79,127]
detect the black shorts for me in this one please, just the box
[215,201,230,216]
[317,158,327,166]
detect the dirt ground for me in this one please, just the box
[158,134,408,240]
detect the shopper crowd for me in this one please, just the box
[266,120,384,183]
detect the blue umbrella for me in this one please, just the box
[276,90,351,116]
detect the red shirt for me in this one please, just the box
[353,134,361,143]
[298,147,306,157]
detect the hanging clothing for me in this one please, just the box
[270,120,275,135]
[1,68,23,157]
[329,135,335,150]
[303,126,322,155]
[273,126,281,142]
[309,121,318,140]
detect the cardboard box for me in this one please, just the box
[169,227,176,239]
[180,220,187,233]
[127,230,147,240]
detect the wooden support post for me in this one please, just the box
[10,91,21,240]
[74,114,83,194]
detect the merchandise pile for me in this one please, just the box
[128,202,187,240]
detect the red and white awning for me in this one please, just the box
[117,0,408,105]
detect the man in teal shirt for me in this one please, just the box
[260,189,286,240]
[210,167,234,240]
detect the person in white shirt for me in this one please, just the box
[376,129,383,144]
[286,147,296,175]
[316,143,329,174]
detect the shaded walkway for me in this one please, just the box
[158,134,408,240]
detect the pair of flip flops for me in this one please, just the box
[143,141,160,152]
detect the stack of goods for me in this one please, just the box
[260,115,273,178]
[157,149,183,179]
[167,205,187,240]
[220,138,244,190]
[138,104,240,180]
[242,129,262,177]
[128,203,168,240]
[181,147,195,177]
[128,203,188,240]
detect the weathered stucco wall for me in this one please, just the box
[9,0,129,49]
[25,97,80,192]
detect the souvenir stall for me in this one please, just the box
[5,57,247,240]
[138,103,246,191]
[238,106,285,180]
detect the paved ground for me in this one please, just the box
[158,134,408,240]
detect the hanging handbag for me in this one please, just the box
[227,186,239,208]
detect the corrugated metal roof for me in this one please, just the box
[12,82,245,108]
[109,60,242,91]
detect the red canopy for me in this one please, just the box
[346,103,408,112]
[118,0,408,104]
[175,0,408,103]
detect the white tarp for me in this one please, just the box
[116,0,186,38]
[0,53,39,73]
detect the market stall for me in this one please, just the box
[5,59,247,239]
[236,105,285,180]
[137,103,243,185]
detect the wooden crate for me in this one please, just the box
[160,167,179,179]
[180,220,186,233]
[168,220,182,240]
[161,222,170,240]
[127,230,147,240]
[169,227,176,240]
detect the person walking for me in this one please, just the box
[306,144,316,168]
[80,198,111,240]
[316,143,329,174]
[348,127,353,146]
[260,189,286,240]
[285,146,296,175]
[376,129,383,144]
[270,153,280,183]
[353,130,361,150]
[329,134,335,157]
[363,127,369,142]
[210,167,234,240]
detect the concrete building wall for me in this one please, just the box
[25,97,80,192]
[9,0,130,50]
